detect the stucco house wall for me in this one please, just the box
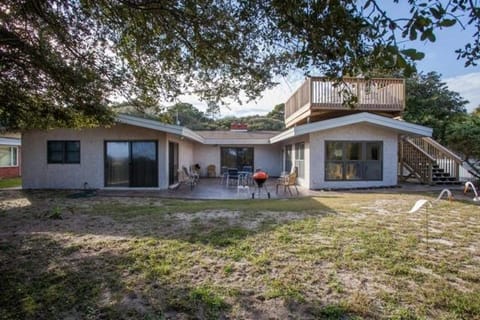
[193,144,220,177]
[308,123,398,189]
[22,124,170,189]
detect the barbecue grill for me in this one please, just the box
[252,170,270,199]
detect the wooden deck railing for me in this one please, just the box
[400,137,435,184]
[285,77,405,121]
[409,137,462,180]
[285,78,311,121]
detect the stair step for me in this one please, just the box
[432,176,457,181]
[434,181,462,185]
[433,172,451,177]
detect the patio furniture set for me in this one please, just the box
[169,164,299,198]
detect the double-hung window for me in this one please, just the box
[325,141,382,181]
[47,141,80,164]
[0,146,18,167]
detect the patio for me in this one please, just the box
[97,177,310,199]
[95,177,474,200]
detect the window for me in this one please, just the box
[284,145,292,173]
[325,141,382,181]
[220,147,254,170]
[47,141,80,164]
[295,142,305,178]
[0,146,18,167]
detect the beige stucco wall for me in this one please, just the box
[192,144,283,177]
[308,123,398,189]
[193,144,221,177]
[22,124,171,189]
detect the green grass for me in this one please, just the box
[0,177,21,188]
[1,191,479,319]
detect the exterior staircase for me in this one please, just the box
[399,136,463,185]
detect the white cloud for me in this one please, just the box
[444,72,480,112]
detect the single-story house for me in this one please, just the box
[0,135,21,178]
[21,112,432,190]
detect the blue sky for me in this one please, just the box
[180,2,480,116]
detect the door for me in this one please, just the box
[105,142,130,187]
[168,142,179,185]
[105,141,158,187]
[131,141,158,187]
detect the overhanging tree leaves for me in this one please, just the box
[2,0,480,130]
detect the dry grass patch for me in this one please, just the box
[0,189,479,319]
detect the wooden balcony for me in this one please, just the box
[284,77,405,128]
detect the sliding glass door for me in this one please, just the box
[220,147,254,170]
[168,142,179,185]
[105,141,158,187]
[105,142,129,187]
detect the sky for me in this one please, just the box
[178,2,480,117]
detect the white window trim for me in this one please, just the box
[0,146,18,168]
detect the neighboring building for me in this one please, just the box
[0,135,21,178]
[23,77,459,190]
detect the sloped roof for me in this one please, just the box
[117,114,280,144]
[117,113,432,145]
[194,130,279,145]
[270,112,432,143]
[117,114,204,143]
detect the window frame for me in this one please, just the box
[294,142,305,178]
[220,147,254,170]
[47,140,81,164]
[0,146,18,167]
[284,144,292,173]
[325,141,383,181]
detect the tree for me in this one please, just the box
[2,1,480,130]
[267,104,285,122]
[205,102,221,121]
[165,103,211,130]
[446,114,480,178]
[403,72,468,143]
[472,106,480,116]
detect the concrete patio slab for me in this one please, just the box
[93,178,475,201]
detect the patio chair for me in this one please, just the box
[220,166,229,184]
[242,165,253,173]
[168,168,194,191]
[276,167,299,196]
[182,166,197,189]
[237,172,250,195]
[189,165,200,182]
[226,168,239,187]
[207,164,216,178]
[240,165,253,185]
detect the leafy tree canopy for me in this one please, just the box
[404,72,468,143]
[2,0,480,130]
[114,101,285,131]
[446,114,480,178]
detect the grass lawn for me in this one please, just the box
[0,177,21,188]
[0,190,479,319]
